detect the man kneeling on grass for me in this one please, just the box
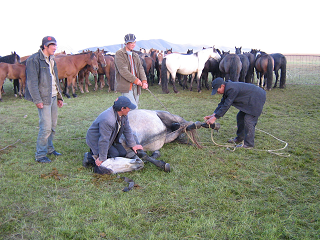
[83,96,143,174]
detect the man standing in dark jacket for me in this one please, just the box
[204,78,266,148]
[25,36,64,163]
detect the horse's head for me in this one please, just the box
[89,52,99,75]
[95,49,107,68]
[187,49,193,54]
[210,47,221,61]
[12,51,21,64]
[235,46,242,54]
[157,52,164,65]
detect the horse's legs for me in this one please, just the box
[273,70,279,88]
[170,73,179,93]
[13,79,20,97]
[78,74,85,94]
[71,77,77,97]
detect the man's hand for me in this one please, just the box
[132,145,143,153]
[36,103,44,109]
[134,78,143,86]
[142,82,148,89]
[205,116,217,125]
[95,157,103,166]
[58,100,63,108]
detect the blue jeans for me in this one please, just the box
[122,85,139,109]
[35,96,58,159]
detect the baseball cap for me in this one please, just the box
[113,96,136,109]
[211,78,225,95]
[124,34,136,44]
[42,36,57,47]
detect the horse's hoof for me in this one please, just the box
[151,150,161,159]
[164,163,170,172]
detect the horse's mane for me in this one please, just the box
[0,52,20,64]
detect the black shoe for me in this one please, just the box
[236,144,253,149]
[48,150,62,156]
[35,157,51,163]
[227,138,243,144]
[83,152,95,168]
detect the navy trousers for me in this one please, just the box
[236,111,259,147]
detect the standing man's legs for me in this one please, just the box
[236,111,246,141]
[122,85,139,109]
[243,114,259,147]
[36,97,58,159]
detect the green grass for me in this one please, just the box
[0,78,319,239]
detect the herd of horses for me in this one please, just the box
[161,46,287,93]
[0,45,287,101]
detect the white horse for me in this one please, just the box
[161,47,221,93]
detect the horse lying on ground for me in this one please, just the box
[85,109,220,175]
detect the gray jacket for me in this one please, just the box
[25,49,63,105]
[86,106,136,161]
[214,81,266,118]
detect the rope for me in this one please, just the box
[208,127,290,157]
[146,88,290,157]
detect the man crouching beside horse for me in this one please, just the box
[83,96,171,174]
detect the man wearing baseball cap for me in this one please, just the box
[84,96,143,173]
[204,78,266,148]
[114,33,148,108]
[25,36,64,163]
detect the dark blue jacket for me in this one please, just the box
[214,81,266,118]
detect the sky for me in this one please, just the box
[1,0,319,57]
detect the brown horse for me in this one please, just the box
[55,52,99,98]
[252,50,274,90]
[94,55,115,92]
[143,56,155,86]
[0,63,26,101]
[78,49,107,93]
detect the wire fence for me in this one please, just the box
[284,54,320,85]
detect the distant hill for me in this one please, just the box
[79,39,250,54]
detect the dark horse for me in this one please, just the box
[219,51,242,82]
[201,52,221,90]
[270,53,287,88]
[235,47,250,82]
[0,52,21,96]
[251,50,274,90]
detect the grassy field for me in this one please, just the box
[0,77,319,239]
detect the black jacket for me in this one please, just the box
[214,81,266,118]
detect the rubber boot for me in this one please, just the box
[136,150,170,172]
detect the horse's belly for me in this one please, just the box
[128,110,167,151]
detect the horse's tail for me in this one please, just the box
[161,58,169,93]
[229,56,240,82]
[266,56,274,90]
[280,56,287,88]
